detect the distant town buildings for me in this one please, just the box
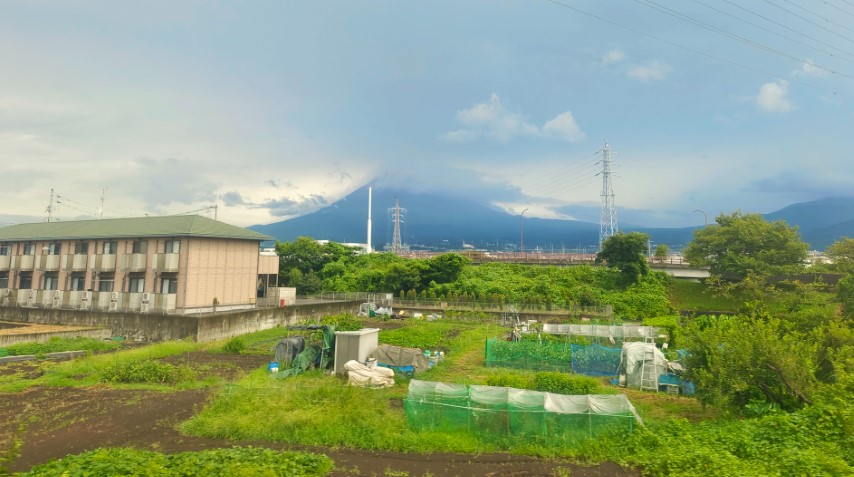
[0,215,279,314]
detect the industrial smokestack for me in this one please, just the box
[366,186,373,253]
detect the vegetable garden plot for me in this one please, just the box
[404,380,641,444]
[485,338,621,377]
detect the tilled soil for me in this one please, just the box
[0,354,640,477]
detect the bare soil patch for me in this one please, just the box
[159,350,270,380]
[0,350,639,477]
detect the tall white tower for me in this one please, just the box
[366,187,373,253]
[599,141,618,249]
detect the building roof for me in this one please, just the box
[0,215,273,242]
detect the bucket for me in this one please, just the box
[366,358,377,369]
[268,361,279,373]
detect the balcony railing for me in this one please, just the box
[0,255,10,271]
[12,255,35,270]
[62,254,90,271]
[93,254,117,271]
[37,254,61,271]
[153,253,180,272]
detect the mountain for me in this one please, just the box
[251,187,854,251]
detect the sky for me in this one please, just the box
[1,0,853,229]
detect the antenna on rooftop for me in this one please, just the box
[99,188,105,219]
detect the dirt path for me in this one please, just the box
[0,351,639,477]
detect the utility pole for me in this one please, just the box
[390,196,405,254]
[520,208,528,253]
[598,141,618,249]
[45,189,56,222]
[99,188,105,219]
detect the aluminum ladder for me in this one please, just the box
[639,335,658,392]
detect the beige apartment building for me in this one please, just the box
[0,215,280,314]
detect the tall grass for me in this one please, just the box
[669,280,742,312]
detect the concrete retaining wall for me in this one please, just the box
[0,300,361,343]
[0,328,112,347]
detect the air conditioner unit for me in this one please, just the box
[81,290,90,300]
[142,292,151,302]
[54,290,61,299]
[108,301,118,311]
[111,291,119,300]
[140,303,149,313]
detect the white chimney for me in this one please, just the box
[366,186,373,253]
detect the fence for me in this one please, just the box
[485,338,623,377]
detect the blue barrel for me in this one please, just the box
[268,361,279,373]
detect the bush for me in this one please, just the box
[320,313,361,331]
[533,372,600,395]
[100,359,196,384]
[222,337,246,354]
[22,447,334,477]
[485,371,533,389]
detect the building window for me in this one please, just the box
[161,274,178,294]
[46,243,61,255]
[43,273,59,290]
[19,272,33,289]
[0,272,8,289]
[0,244,9,256]
[70,274,86,291]
[132,240,148,254]
[22,244,35,256]
[164,240,180,253]
[128,274,145,293]
[98,274,114,292]
[103,241,118,254]
[75,242,89,254]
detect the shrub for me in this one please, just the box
[320,313,361,331]
[533,372,600,395]
[222,337,246,354]
[485,371,533,389]
[100,359,196,384]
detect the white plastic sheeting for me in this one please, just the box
[542,324,660,340]
[619,342,668,389]
[344,360,395,388]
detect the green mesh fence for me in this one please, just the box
[403,380,641,444]
[484,338,572,372]
[570,344,622,377]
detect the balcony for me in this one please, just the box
[0,288,9,305]
[0,255,10,271]
[62,254,90,271]
[16,289,36,307]
[153,253,180,272]
[38,290,64,308]
[122,253,149,272]
[37,254,61,271]
[13,255,35,270]
[94,254,117,271]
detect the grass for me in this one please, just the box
[668,280,743,312]
[0,340,206,392]
[0,337,123,357]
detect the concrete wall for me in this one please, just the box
[0,328,111,347]
[0,300,361,343]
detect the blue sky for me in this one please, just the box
[1,0,852,228]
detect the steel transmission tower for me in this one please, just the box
[598,141,618,249]
[389,196,406,254]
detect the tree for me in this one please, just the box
[596,232,650,286]
[683,211,808,280]
[653,244,669,263]
[423,253,470,285]
[826,237,854,275]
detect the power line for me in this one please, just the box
[692,0,854,63]
[544,0,833,94]
[823,1,854,19]
[634,0,853,79]
[720,0,854,60]
[776,0,854,34]
[761,0,854,45]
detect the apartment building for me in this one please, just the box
[0,215,279,314]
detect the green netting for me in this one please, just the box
[570,344,622,377]
[404,380,641,444]
[484,338,571,372]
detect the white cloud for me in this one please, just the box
[542,111,586,142]
[793,59,828,78]
[626,60,672,83]
[756,80,792,113]
[442,93,585,143]
[601,49,626,66]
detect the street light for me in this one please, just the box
[520,208,528,253]
[692,209,708,226]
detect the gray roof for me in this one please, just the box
[0,215,273,242]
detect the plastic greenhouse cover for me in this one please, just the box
[542,324,660,339]
[408,380,467,400]
[470,385,509,406]
[507,388,546,410]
